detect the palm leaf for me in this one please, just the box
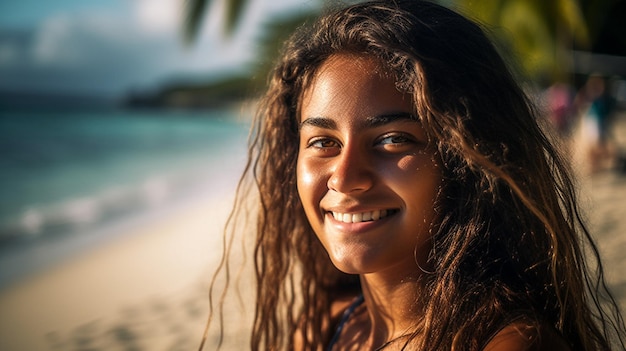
[182,0,248,44]
[224,0,247,35]
[183,0,209,44]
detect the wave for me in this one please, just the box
[1,166,221,245]
[0,108,250,288]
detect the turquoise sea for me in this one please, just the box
[0,107,249,288]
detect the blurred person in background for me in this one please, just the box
[576,74,619,173]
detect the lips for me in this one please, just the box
[330,209,397,223]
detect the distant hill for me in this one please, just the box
[0,90,117,111]
[122,74,258,109]
[0,74,259,112]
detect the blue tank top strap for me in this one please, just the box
[326,294,365,351]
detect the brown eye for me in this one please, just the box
[376,133,414,146]
[308,138,340,149]
[378,135,410,145]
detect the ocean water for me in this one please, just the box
[0,107,250,288]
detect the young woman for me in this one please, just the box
[200,1,626,350]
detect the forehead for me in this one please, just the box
[318,53,390,76]
[307,53,393,92]
[300,54,411,121]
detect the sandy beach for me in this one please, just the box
[576,111,626,311]
[1,112,625,351]
[0,187,240,350]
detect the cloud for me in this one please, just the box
[0,2,251,96]
[0,0,312,96]
[134,0,183,34]
[30,12,177,68]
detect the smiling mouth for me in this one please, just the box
[330,209,398,224]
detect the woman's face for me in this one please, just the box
[296,54,442,276]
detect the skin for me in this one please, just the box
[295,53,572,351]
[296,53,442,349]
[297,53,442,277]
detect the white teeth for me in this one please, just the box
[362,212,372,221]
[331,210,394,223]
[372,210,380,221]
[342,213,351,222]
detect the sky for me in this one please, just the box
[0,0,316,97]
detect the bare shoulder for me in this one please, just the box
[483,321,571,351]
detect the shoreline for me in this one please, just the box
[0,184,237,351]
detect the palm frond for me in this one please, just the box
[182,0,249,45]
[183,0,210,45]
[224,0,248,36]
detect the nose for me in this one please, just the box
[327,144,374,194]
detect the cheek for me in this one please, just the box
[383,154,439,186]
[297,165,316,190]
[296,158,328,230]
[296,157,324,205]
[387,155,442,209]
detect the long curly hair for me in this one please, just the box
[200,1,626,350]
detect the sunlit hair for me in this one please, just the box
[200,1,626,350]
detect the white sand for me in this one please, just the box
[0,193,234,351]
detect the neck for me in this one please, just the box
[358,269,426,348]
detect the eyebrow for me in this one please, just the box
[299,113,416,130]
[365,113,417,127]
[299,116,337,130]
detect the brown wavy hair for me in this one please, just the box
[199,1,626,350]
